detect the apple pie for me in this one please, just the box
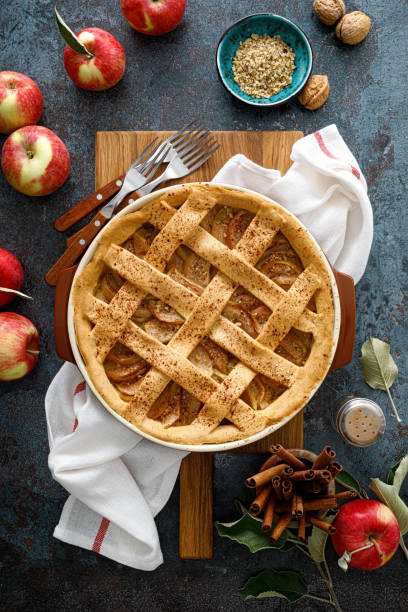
[72,184,335,445]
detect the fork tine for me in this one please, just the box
[167,118,201,145]
[137,139,167,172]
[177,132,213,159]
[186,143,220,170]
[130,137,160,169]
[143,143,172,181]
[171,123,205,148]
[182,137,219,165]
[175,130,210,156]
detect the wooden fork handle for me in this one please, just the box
[54,173,125,232]
[45,210,109,286]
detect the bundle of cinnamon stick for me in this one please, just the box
[245,444,357,544]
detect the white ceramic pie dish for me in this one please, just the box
[67,183,342,453]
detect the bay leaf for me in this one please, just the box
[54,7,93,57]
[387,461,401,485]
[335,468,361,494]
[359,337,398,390]
[359,337,401,422]
[308,514,335,563]
[235,568,308,602]
[216,504,294,553]
[370,453,408,535]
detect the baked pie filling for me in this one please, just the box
[73,184,335,444]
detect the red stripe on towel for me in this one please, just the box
[314,131,361,180]
[74,381,86,395]
[72,418,78,432]
[92,517,110,553]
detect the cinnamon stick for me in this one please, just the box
[282,479,293,501]
[270,444,307,471]
[296,494,304,518]
[261,496,276,533]
[245,464,293,488]
[288,469,315,482]
[333,490,358,500]
[290,495,304,518]
[298,513,306,541]
[311,446,336,470]
[291,493,298,517]
[268,512,292,545]
[308,514,336,535]
[276,497,338,513]
[313,469,333,482]
[299,480,324,495]
[272,475,282,500]
[249,485,272,516]
[327,462,343,478]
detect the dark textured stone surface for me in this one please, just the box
[1,1,407,610]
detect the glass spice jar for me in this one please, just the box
[331,396,386,447]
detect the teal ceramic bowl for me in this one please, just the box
[216,14,313,107]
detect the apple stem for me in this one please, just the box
[0,287,33,301]
[369,536,384,558]
[26,349,40,355]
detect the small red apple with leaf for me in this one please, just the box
[332,499,400,570]
[55,8,126,91]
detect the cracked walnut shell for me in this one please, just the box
[298,75,330,110]
[336,11,371,45]
[313,0,346,26]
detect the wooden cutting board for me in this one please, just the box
[95,129,304,559]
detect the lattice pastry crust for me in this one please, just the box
[73,184,335,445]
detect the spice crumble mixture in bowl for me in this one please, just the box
[216,14,313,107]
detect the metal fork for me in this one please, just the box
[134,123,219,201]
[45,138,172,286]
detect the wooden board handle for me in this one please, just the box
[54,174,125,232]
[54,265,77,363]
[179,453,214,559]
[330,269,356,371]
[45,210,109,286]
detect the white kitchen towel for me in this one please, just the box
[46,363,187,570]
[47,124,373,570]
[214,124,373,283]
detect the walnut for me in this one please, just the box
[335,11,371,45]
[298,75,330,110]
[313,0,346,26]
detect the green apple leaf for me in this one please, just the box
[54,7,93,57]
[216,504,293,553]
[235,569,308,602]
[370,453,408,535]
[359,337,401,422]
[308,514,335,563]
[388,461,401,485]
[335,468,361,494]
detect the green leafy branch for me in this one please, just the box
[216,501,342,610]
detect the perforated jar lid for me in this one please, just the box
[333,396,386,447]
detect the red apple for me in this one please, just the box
[1,125,70,196]
[0,71,43,135]
[63,28,125,91]
[0,248,24,306]
[121,0,186,36]
[331,499,400,570]
[0,313,39,380]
